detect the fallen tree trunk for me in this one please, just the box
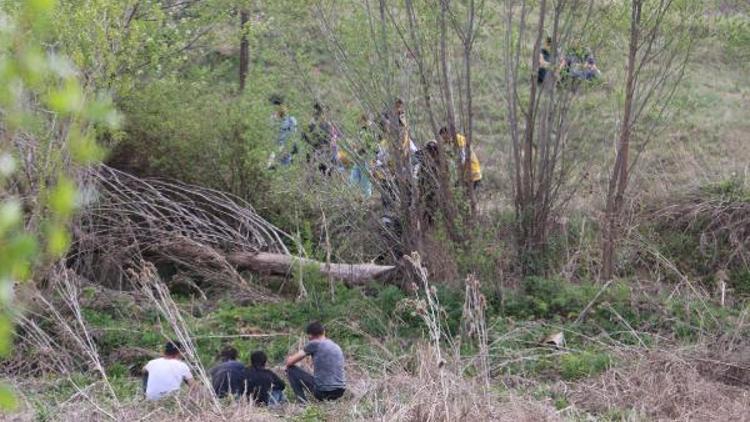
[75,166,403,297]
[228,252,397,287]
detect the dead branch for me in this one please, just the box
[70,165,399,298]
[228,252,396,287]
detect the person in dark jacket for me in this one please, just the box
[538,36,553,84]
[209,346,248,398]
[245,350,286,406]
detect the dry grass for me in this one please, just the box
[5,255,562,422]
[6,349,561,422]
[336,346,559,421]
[571,349,750,421]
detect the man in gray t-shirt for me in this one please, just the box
[285,321,346,403]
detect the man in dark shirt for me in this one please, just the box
[209,346,247,398]
[245,350,286,406]
[285,321,346,403]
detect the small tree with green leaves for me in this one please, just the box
[0,0,119,410]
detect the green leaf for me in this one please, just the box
[85,97,122,129]
[48,178,77,218]
[0,384,16,411]
[0,201,22,235]
[70,132,105,163]
[47,80,83,114]
[20,48,47,88]
[0,316,11,357]
[46,225,71,257]
[27,0,57,15]
[0,235,37,281]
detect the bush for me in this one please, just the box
[111,78,274,206]
[504,277,607,320]
[559,351,612,381]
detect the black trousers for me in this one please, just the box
[286,366,345,403]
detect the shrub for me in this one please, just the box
[112,78,274,207]
[559,351,612,381]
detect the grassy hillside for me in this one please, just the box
[3,1,750,421]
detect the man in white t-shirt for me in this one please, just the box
[143,341,194,400]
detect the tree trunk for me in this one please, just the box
[602,0,641,281]
[461,0,478,222]
[239,10,249,92]
[518,0,547,272]
[463,42,478,221]
[228,252,397,287]
[404,0,462,244]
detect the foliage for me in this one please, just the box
[559,350,612,381]
[503,277,628,321]
[713,12,750,62]
[114,77,274,203]
[3,0,750,419]
[0,0,118,411]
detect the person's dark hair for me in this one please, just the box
[269,94,284,106]
[377,112,389,131]
[425,140,439,155]
[250,351,267,369]
[305,321,325,337]
[164,340,182,356]
[438,126,448,135]
[393,97,404,106]
[586,56,595,65]
[218,346,238,361]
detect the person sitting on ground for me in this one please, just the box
[438,127,482,190]
[574,56,601,81]
[285,321,346,403]
[209,346,248,398]
[143,341,194,400]
[245,350,287,406]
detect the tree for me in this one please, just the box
[601,0,697,280]
[447,0,486,221]
[240,8,250,91]
[313,0,463,255]
[0,0,119,408]
[502,0,604,273]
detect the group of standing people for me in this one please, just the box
[269,36,602,209]
[269,95,483,219]
[268,97,345,175]
[142,321,346,405]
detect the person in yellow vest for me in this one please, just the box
[438,127,482,190]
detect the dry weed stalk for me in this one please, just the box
[462,273,489,386]
[7,265,124,420]
[402,252,451,363]
[129,261,223,416]
[35,266,119,405]
[649,189,750,280]
[395,253,524,421]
